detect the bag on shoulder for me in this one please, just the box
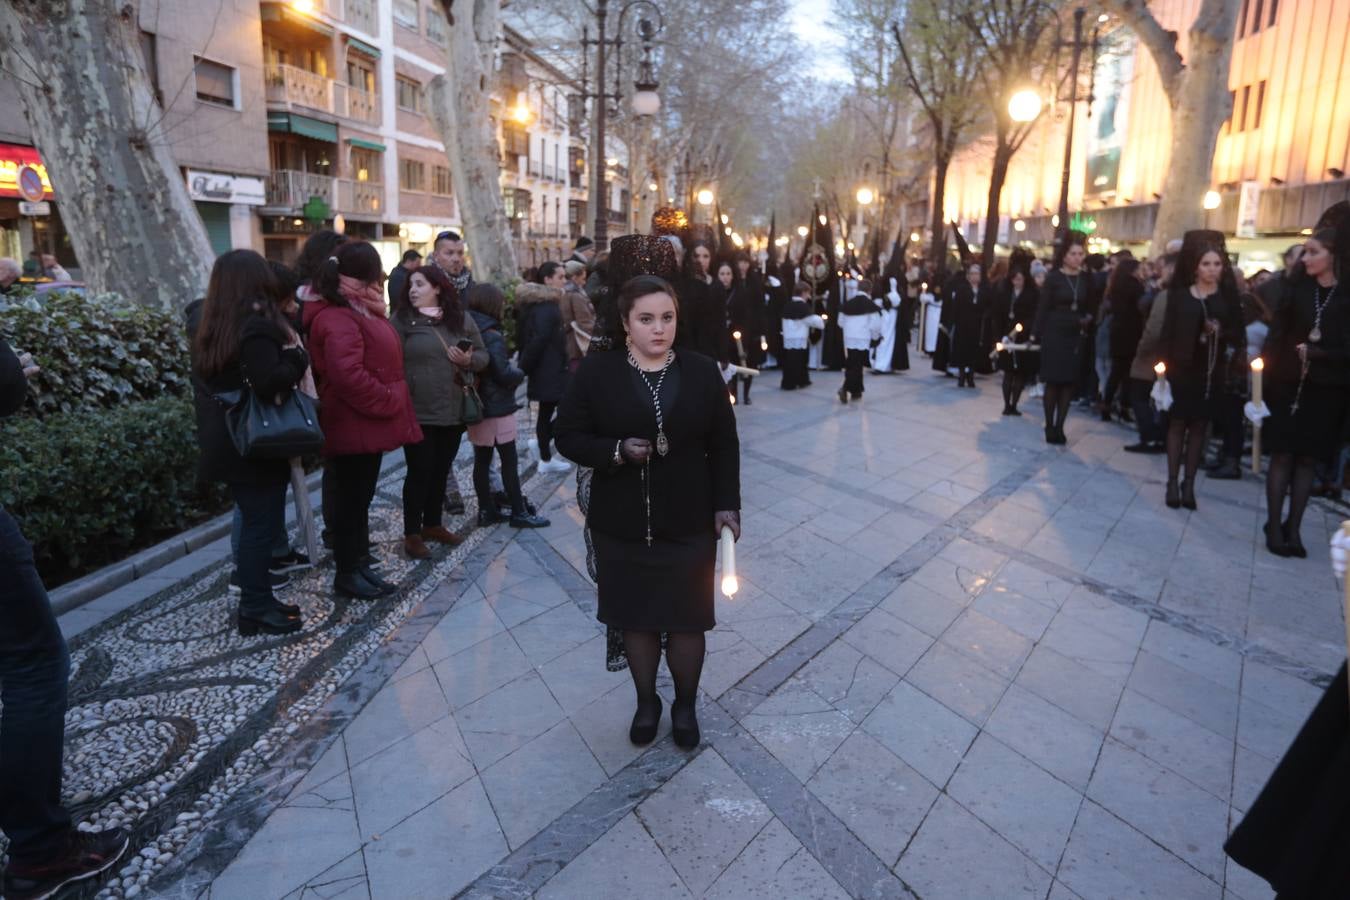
[457,370,484,425]
[219,384,324,459]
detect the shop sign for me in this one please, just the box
[186,169,266,206]
[1236,181,1260,239]
[18,200,50,216]
[0,144,53,200]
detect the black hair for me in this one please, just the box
[195,250,284,379]
[465,282,505,320]
[294,230,349,285]
[616,275,679,324]
[537,261,564,283]
[401,249,422,264]
[268,260,300,302]
[1052,231,1088,268]
[434,230,464,252]
[313,241,384,308]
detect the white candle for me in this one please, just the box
[1251,358,1264,473]
[732,330,746,363]
[720,525,738,598]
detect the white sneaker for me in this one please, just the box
[540,457,571,473]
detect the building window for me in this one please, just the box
[351,148,382,182]
[194,57,237,108]
[1225,90,1237,132]
[431,165,452,196]
[399,158,426,192]
[1251,80,1267,130]
[504,124,529,159]
[1267,0,1279,27]
[1251,0,1265,33]
[347,58,375,94]
[140,31,160,95]
[1237,0,1250,36]
[425,6,448,45]
[393,0,419,30]
[396,76,424,113]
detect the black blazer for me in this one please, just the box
[1159,285,1243,376]
[555,349,740,540]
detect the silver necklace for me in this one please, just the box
[1064,271,1082,311]
[628,348,673,457]
[1309,283,1336,343]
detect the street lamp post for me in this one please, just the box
[1054,7,1095,244]
[581,0,665,252]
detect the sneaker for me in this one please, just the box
[229,571,292,594]
[444,493,466,516]
[509,511,551,528]
[268,549,312,575]
[539,457,572,473]
[2,828,129,900]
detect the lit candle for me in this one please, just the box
[1154,361,1166,380]
[720,525,738,598]
[1251,357,1264,473]
[1014,322,1023,334]
[732,329,746,364]
[1342,521,1350,707]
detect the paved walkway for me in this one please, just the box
[50,355,1346,899]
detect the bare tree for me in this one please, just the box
[959,0,1058,269]
[1103,0,1241,254]
[891,0,984,269]
[0,0,214,310]
[430,0,519,280]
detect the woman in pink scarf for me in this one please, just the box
[303,242,421,600]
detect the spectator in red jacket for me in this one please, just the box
[303,241,421,600]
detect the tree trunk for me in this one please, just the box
[428,0,518,282]
[929,147,952,271]
[1147,17,1237,255]
[0,0,213,310]
[981,141,1015,271]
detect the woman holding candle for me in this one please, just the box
[1157,231,1244,511]
[1032,233,1096,445]
[1261,227,1348,556]
[556,275,741,750]
[990,253,1040,415]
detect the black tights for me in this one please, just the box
[622,630,706,727]
[1266,452,1318,539]
[473,441,525,515]
[739,374,753,402]
[1042,383,1073,431]
[536,401,558,461]
[1002,372,1025,410]
[1166,417,1208,484]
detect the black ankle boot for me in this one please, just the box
[670,699,700,749]
[1283,521,1307,558]
[334,570,383,600]
[238,605,302,636]
[1165,479,1181,508]
[629,695,662,746]
[1181,480,1197,510]
[358,565,397,594]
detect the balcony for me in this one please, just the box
[266,63,334,115]
[265,169,335,212]
[336,179,382,215]
[346,0,377,34]
[528,159,543,178]
[336,83,379,124]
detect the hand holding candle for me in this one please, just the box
[1251,358,1264,473]
[732,330,747,364]
[720,525,738,598]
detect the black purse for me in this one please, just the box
[219,382,324,459]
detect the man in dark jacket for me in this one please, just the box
[0,341,129,899]
[387,249,421,304]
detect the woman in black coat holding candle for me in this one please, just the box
[556,275,741,751]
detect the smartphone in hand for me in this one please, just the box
[456,339,474,352]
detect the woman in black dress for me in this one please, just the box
[1101,258,1146,422]
[1033,234,1094,444]
[1262,228,1348,556]
[1157,231,1244,510]
[724,259,766,404]
[556,275,741,750]
[991,259,1040,415]
[948,261,990,388]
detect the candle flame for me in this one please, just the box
[995,342,1004,351]
[732,331,742,340]
[1251,357,1264,372]
[1014,323,1023,333]
[721,575,739,597]
[1154,362,1166,375]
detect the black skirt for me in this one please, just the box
[996,347,1040,376]
[1166,368,1223,421]
[593,530,716,632]
[1264,380,1350,464]
[1038,310,1082,384]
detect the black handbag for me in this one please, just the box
[219,383,324,459]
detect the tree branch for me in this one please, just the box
[1100,0,1183,103]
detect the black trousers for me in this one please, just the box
[1129,377,1167,445]
[0,505,72,865]
[536,401,558,461]
[1216,393,1245,460]
[780,348,810,389]
[844,348,868,397]
[230,480,286,616]
[328,452,383,572]
[402,424,464,535]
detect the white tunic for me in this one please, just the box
[871,277,902,372]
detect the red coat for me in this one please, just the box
[303,299,422,455]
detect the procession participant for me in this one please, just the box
[555,275,741,750]
[931,264,961,376]
[990,252,1040,415]
[1100,258,1146,422]
[724,258,766,404]
[948,261,991,388]
[1032,232,1094,445]
[781,281,824,389]
[838,279,883,403]
[874,250,910,373]
[1262,224,1348,556]
[672,238,727,364]
[870,275,901,374]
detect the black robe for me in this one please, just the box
[950,280,993,372]
[822,283,846,370]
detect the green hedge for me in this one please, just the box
[0,396,227,580]
[0,290,191,418]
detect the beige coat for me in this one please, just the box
[559,283,596,362]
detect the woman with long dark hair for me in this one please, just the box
[1157,231,1244,510]
[1032,233,1094,444]
[303,242,422,599]
[1101,258,1145,421]
[1262,228,1348,556]
[556,275,740,750]
[192,250,310,635]
[717,260,764,404]
[991,258,1039,415]
[391,263,486,559]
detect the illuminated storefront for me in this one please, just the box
[0,143,76,273]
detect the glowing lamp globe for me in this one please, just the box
[797,225,809,237]
[1008,89,1043,123]
[1203,190,1222,210]
[631,88,661,117]
[696,189,714,206]
[856,187,874,206]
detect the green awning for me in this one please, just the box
[346,37,381,59]
[267,112,337,143]
[346,137,386,152]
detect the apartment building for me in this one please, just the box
[942,0,1350,266]
[0,0,601,277]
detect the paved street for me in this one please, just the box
[57,359,1345,900]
